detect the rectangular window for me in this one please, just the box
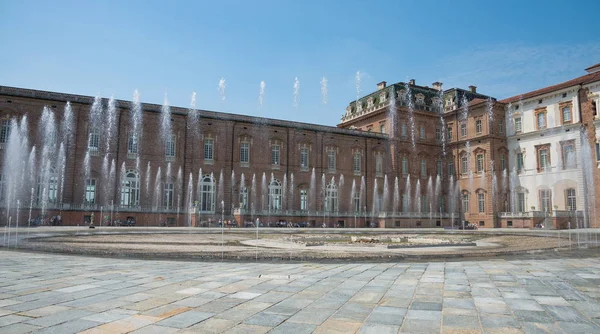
[540,189,551,212]
[539,148,550,170]
[562,106,572,124]
[271,144,280,165]
[514,117,522,133]
[476,154,484,173]
[447,127,453,140]
[435,128,441,141]
[402,157,408,175]
[353,154,361,173]
[461,156,468,175]
[88,128,100,151]
[562,142,576,169]
[516,153,524,172]
[402,194,408,212]
[566,188,576,211]
[478,193,485,213]
[436,161,442,176]
[462,194,469,213]
[239,188,248,209]
[328,149,336,171]
[165,136,176,159]
[419,125,425,139]
[380,124,385,134]
[448,162,455,176]
[85,179,96,204]
[300,147,309,170]
[597,143,600,162]
[460,123,467,137]
[128,134,139,155]
[204,138,214,161]
[420,159,426,177]
[401,123,407,138]
[354,191,361,212]
[164,183,174,209]
[421,195,427,212]
[375,155,383,175]
[300,189,308,211]
[517,192,525,212]
[0,174,4,200]
[476,120,482,134]
[498,120,504,134]
[500,155,506,171]
[240,142,250,164]
[537,112,546,130]
[0,120,10,144]
[438,197,445,212]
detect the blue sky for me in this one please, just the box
[1,0,599,126]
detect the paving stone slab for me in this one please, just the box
[35,319,101,334]
[154,310,214,328]
[243,312,288,327]
[359,323,401,334]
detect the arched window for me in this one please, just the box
[120,170,140,207]
[199,175,215,212]
[268,179,282,211]
[325,182,338,212]
[37,168,58,204]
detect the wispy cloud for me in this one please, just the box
[436,42,600,98]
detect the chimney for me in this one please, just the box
[468,85,477,93]
[409,79,415,86]
[585,63,600,74]
[377,81,387,90]
[432,82,443,91]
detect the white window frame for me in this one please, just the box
[325,182,338,212]
[514,117,522,133]
[476,154,484,173]
[128,133,139,155]
[268,179,282,211]
[328,149,336,171]
[300,147,309,170]
[271,144,280,166]
[478,193,485,213]
[204,138,214,161]
[566,188,576,211]
[517,192,525,212]
[199,175,215,213]
[300,189,308,211]
[120,170,140,207]
[240,142,250,165]
[85,179,96,205]
[353,153,361,174]
[0,120,11,144]
[476,120,482,134]
[165,135,176,160]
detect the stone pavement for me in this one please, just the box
[0,251,599,333]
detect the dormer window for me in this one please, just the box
[357,102,363,112]
[416,93,425,105]
[379,92,387,103]
[367,97,374,108]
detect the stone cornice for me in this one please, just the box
[0,85,387,140]
[507,123,581,140]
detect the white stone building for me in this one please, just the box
[501,67,600,227]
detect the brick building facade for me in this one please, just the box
[1,64,599,229]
